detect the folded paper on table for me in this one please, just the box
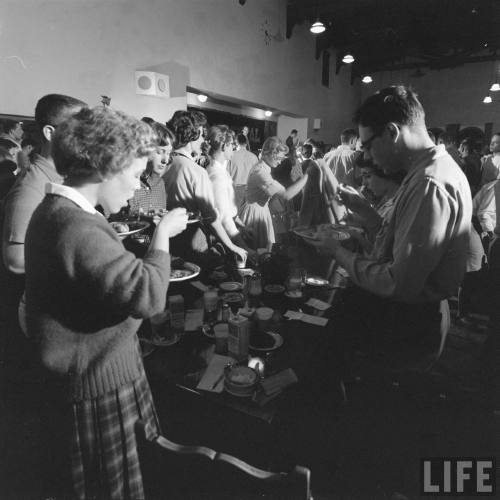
[191,280,209,292]
[196,353,235,393]
[306,298,331,311]
[284,310,328,326]
[185,308,204,331]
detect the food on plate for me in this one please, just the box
[227,366,257,385]
[111,222,130,234]
[170,269,192,279]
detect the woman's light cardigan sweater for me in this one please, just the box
[25,193,171,401]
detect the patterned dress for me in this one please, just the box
[238,161,284,250]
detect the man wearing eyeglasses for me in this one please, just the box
[313,85,472,357]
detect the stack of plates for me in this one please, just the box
[224,366,258,397]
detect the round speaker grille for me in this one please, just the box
[157,78,166,92]
[138,75,152,90]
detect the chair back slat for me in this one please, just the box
[136,420,312,500]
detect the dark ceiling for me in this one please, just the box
[286,0,500,79]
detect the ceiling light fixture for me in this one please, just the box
[310,21,326,34]
[197,94,208,103]
[264,110,272,117]
[362,75,373,83]
[483,96,492,103]
[490,83,500,91]
[342,54,355,64]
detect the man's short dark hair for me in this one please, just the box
[340,128,357,144]
[34,94,87,141]
[21,137,37,148]
[438,132,456,146]
[290,129,298,135]
[2,119,21,135]
[300,143,313,159]
[354,85,426,134]
[236,133,247,145]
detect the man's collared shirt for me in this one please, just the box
[342,145,472,304]
[227,148,258,186]
[326,144,359,187]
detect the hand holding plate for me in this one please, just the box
[158,207,188,237]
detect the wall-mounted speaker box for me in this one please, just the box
[135,71,170,98]
[313,118,321,130]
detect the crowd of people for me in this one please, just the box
[0,85,498,498]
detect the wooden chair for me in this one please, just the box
[135,420,313,500]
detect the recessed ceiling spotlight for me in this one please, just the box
[264,110,272,117]
[197,94,208,103]
[483,96,492,103]
[310,21,326,34]
[362,75,373,83]
[342,54,355,64]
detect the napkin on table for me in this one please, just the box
[284,310,328,326]
[196,353,235,393]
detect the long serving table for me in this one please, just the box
[140,235,347,468]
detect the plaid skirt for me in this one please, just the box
[69,371,160,500]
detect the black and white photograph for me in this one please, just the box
[0,1,499,499]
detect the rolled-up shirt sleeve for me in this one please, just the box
[342,179,456,302]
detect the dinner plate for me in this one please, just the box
[264,284,285,294]
[150,333,180,346]
[201,324,215,339]
[249,331,283,352]
[304,276,330,287]
[224,385,255,398]
[293,224,350,242]
[110,220,150,239]
[170,259,201,282]
[219,281,243,292]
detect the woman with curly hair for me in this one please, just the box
[24,106,188,499]
[239,136,313,250]
[164,110,247,265]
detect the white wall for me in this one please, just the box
[0,0,359,142]
[361,61,500,132]
[277,116,308,144]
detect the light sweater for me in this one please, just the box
[25,191,171,401]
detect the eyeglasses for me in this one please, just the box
[360,131,383,152]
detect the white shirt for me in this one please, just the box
[207,160,239,237]
[227,148,258,185]
[46,182,100,215]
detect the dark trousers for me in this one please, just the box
[326,286,442,373]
